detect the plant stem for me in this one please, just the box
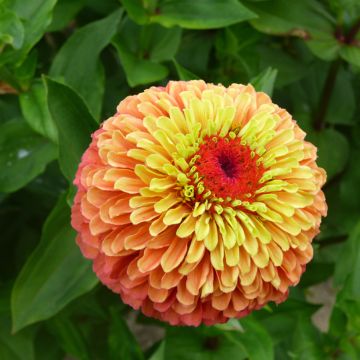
[313,59,341,131]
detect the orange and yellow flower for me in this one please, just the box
[71,81,327,326]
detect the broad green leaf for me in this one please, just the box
[33,327,64,360]
[0,0,57,65]
[235,317,274,360]
[11,195,98,332]
[50,9,123,118]
[0,5,24,50]
[308,128,349,180]
[1,285,35,360]
[255,300,324,359]
[85,0,120,15]
[19,80,58,143]
[112,36,168,87]
[306,34,341,61]
[329,0,360,23]
[119,18,182,62]
[340,45,360,68]
[247,0,334,36]
[173,60,199,81]
[151,0,256,30]
[326,68,356,126]
[340,149,360,211]
[13,51,38,90]
[0,315,35,360]
[47,0,85,32]
[108,308,144,360]
[148,27,182,62]
[0,95,21,123]
[334,220,360,300]
[258,45,308,88]
[0,121,57,193]
[45,78,98,182]
[249,0,341,62]
[122,0,150,25]
[176,32,213,76]
[47,315,90,360]
[291,313,325,360]
[164,326,247,360]
[251,67,277,96]
[149,342,165,360]
[300,262,334,287]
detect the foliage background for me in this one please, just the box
[1,0,360,358]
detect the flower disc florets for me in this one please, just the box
[72,81,327,326]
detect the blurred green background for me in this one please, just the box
[1,0,360,359]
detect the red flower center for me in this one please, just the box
[193,136,264,201]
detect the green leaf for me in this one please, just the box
[47,315,90,360]
[149,342,165,360]
[325,68,356,125]
[255,300,325,359]
[119,18,182,62]
[47,0,85,32]
[334,220,360,300]
[247,0,334,36]
[235,317,274,360]
[50,9,123,118]
[19,80,58,143]
[0,95,22,124]
[308,128,349,180]
[173,60,200,81]
[108,308,144,360]
[176,32,213,76]
[112,36,168,87]
[340,45,360,68]
[148,27,182,62]
[151,0,256,30]
[0,0,57,65]
[251,67,278,96]
[122,0,150,25]
[0,120,57,193]
[11,195,98,332]
[0,315,35,360]
[306,34,341,61]
[300,262,334,287]
[45,77,98,182]
[340,148,360,212]
[164,326,247,360]
[291,312,325,360]
[258,45,308,88]
[0,5,24,50]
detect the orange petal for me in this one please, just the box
[186,256,210,296]
[161,238,189,272]
[137,248,165,272]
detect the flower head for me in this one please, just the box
[71,81,327,326]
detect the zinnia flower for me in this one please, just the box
[71,81,327,326]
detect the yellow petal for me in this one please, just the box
[154,192,181,213]
[210,241,224,271]
[176,214,197,238]
[185,238,205,263]
[204,218,218,251]
[149,176,176,192]
[194,213,211,240]
[252,241,270,268]
[225,246,240,267]
[163,204,190,225]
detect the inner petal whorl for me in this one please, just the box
[191,136,264,201]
